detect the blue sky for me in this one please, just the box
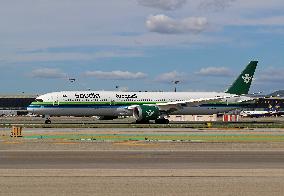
[0,0,284,94]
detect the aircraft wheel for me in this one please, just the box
[164,119,170,124]
[135,120,150,124]
[155,119,169,124]
[45,119,51,124]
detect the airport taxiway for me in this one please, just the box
[1,116,284,129]
[1,150,284,196]
[1,127,284,195]
[1,150,284,169]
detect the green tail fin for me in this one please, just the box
[225,61,258,95]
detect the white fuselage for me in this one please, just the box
[27,91,249,117]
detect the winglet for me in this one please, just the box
[225,61,258,95]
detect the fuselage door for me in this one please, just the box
[52,94,60,106]
[110,99,115,105]
[109,95,116,105]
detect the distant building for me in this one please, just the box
[268,90,284,97]
[240,97,284,117]
[0,95,36,115]
[255,97,284,109]
[168,114,217,122]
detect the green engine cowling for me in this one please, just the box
[133,105,160,122]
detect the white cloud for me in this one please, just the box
[199,0,236,12]
[84,70,147,80]
[138,0,187,10]
[229,0,284,11]
[0,50,144,64]
[146,14,208,34]
[0,0,283,51]
[155,71,185,83]
[93,51,144,58]
[196,67,232,77]
[30,68,67,79]
[257,68,284,83]
[12,52,94,62]
[227,16,284,26]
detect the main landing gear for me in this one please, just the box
[45,119,51,124]
[136,118,170,124]
[135,120,150,124]
[155,118,169,124]
[43,115,51,124]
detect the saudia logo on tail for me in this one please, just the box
[242,74,252,84]
[146,110,155,117]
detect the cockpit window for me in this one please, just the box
[35,99,43,102]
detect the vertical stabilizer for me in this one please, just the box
[226,61,258,95]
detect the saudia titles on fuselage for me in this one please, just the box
[116,94,138,99]
[74,93,101,99]
[73,93,138,99]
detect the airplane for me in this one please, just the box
[240,97,284,118]
[240,110,277,118]
[27,61,258,124]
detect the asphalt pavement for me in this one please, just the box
[1,150,284,169]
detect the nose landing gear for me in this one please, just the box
[45,119,51,124]
[43,115,51,124]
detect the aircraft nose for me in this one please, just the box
[27,106,34,113]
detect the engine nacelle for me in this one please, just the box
[133,105,160,121]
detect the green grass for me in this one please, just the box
[23,133,284,142]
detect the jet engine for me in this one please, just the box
[133,105,160,122]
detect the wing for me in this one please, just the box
[146,95,240,112]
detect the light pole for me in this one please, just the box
[172,80,180,92]
[68,78,76,83]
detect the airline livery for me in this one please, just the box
[28,61,258,124]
